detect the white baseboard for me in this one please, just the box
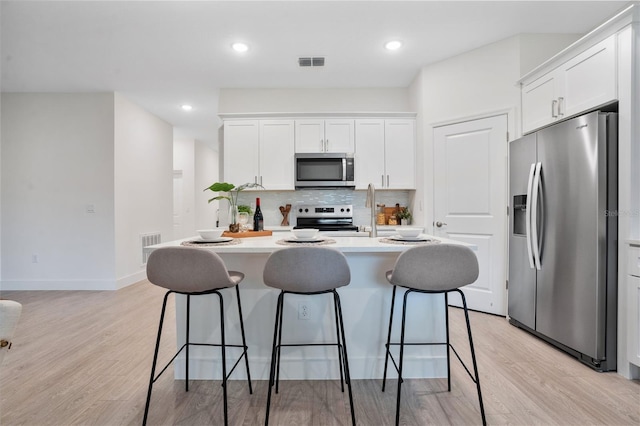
[0,271,147,291]
[0,279,117,291]
[116,270,147,289]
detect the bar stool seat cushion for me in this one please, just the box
[263,247,350,293]
[147,246,242,293]
[386,244,478,292]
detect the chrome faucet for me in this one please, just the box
[365,183,377,238]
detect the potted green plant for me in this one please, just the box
[397,207,412,226]
[204,182,263,232]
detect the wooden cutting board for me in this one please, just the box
[222,230,273,238]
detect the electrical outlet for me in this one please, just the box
[298,302,310,320]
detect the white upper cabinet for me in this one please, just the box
[259,120,295,190]
[223,119,294,190]
[223,120,260,187]
[354,119,386,188]
[522,35,617,134]
[355,119,415,190]
[559,36,617,118]
[295,119,355,153]
[384,119,416,189]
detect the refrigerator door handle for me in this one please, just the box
[525,163,536,269]
[531,162,542,270]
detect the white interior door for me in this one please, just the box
[433,114,508,315]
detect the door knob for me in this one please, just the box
[435,221,447,228]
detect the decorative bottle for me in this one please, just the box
[253,197,264,231]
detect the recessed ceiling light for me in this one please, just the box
[385,40,403,51]
[181,104,193,111]
[232,42,249,53]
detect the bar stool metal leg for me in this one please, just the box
[458,290,487,426]
[143,291,171,426]
[395,289,412,426]
[334,290,356,426]
[275,292,285,394]
[185,294,190,392]
[444,293,452,392]
[382,285,398,392]
[214,291,229,426]
[265,291,284,426]
[235,286,253,395]
[332,294,345,392]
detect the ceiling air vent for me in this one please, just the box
[298,57,325,67]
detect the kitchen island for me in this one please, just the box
[145,233,475,381]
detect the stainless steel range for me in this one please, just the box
[294,204,359,232]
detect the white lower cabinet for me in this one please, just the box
[223,120,294,190]
[355,119,415,189]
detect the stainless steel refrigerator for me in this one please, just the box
[508,110,617,371]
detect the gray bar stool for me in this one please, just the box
[381,244,486,426]
[262,246,356,425]
[143,246,252,426]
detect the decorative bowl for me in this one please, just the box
[395,227,422,238]
[292,228,319,239]
[197,229,224,240]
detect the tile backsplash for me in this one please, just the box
[227,189,414,228]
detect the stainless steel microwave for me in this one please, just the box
[295,153,355,188]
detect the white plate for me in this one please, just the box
[285,237,324,243]
[198,237,233,243]
[390,235,428,242]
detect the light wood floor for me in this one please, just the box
[1,281,638,425]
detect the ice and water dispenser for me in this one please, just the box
[513,195,527,236]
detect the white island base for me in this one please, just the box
[147,234,472,381]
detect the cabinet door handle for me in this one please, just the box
[551,99,558,118]
[557,97,564,116]
[254,176,258,184]
[325,139,329,151]
[260,176,263,186]
[320,139,324,151]
[381,175,385,187]
[387,175,390,187]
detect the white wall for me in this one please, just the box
[114,93,173,288]
[194,140,220,230]
[410,36,521,231]
[219,88,411,113]
[173,138,220,235]
[519,33,582,75]
[1,93,116,290]
[409,34,579,231]
[173,138,196,239]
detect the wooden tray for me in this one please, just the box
[222,230,273,238]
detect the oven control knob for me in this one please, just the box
[346,208,351,212]
[304,208,309,213]
[340,208,345,212]
[298,208,303,213]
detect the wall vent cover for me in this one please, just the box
[141,232,161,264]
[298,57,325,67]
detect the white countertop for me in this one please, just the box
[147,232,473,254]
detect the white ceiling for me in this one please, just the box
[1,1,630,145]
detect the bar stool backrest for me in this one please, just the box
[263,247,351,292]
[147,247,239,293]
[389,244,479,291]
